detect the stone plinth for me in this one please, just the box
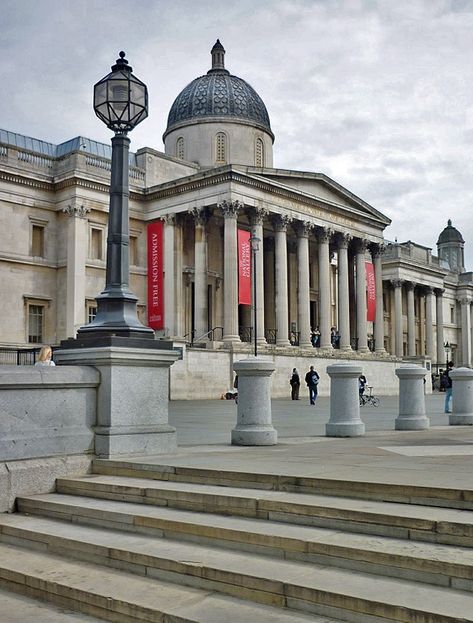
[231,358,276,446]
[325,363,365,437]
[449,367,473,425]
[55,343,179,458]
[395,364,429,430]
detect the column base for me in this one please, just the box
[326,421,365,437]
[449,414,473,426]
[395,416,430,431]
[95,425,177,458]
[231,426,277,446]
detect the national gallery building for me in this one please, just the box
[0,41,471,397]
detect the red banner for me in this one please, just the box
[238,229,251,305]
[366,261,376,322]
[147,221,164,330]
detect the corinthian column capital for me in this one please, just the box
[316,226,333,244]
[218,200,243,219]
[272,213,291,233]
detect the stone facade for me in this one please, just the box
[1,42,472,398]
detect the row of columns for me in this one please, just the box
[162,201,385,351]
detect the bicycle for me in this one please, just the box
[359,386,380,407]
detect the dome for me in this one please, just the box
[437,219,464,245]
[164,40,273,140]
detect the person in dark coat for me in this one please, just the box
[290,368,300,400]
[304,365,320,405]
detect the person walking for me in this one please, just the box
[304,365,320,405]
[290,367,300,400]
[358,374,367,400]
[444,361,454,413]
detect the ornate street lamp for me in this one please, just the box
[250,234,260,357]
[77,52,153,339]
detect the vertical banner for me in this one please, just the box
[238,229,251,305]
[147,221,164,330]
[366,261,376,322]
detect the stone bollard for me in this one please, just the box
[326,363,365,437]
[231,358,277,446]
[449,367,473,425]
[395,364,429,430]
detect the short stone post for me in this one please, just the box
[395,364,429,430]
[231,358,277,445]
[326,363,365,437]
[449,367,473,425]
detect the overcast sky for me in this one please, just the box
[2,0,473,263]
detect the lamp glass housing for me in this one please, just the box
[94,53,148,133]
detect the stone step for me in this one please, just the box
[0,520,472,622]
[56,475,473,545]
[2,511,473,595]
[15,491,473,573]
[0,587,105,623]
[92,458,473,510]
[0,542,334,623]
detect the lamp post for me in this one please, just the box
[250,234,260,357]
[77,51,153,340]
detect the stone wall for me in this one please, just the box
[0,365,99,511]
[170,346,402,400]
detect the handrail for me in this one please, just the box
[190,326,224,346]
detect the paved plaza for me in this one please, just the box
[166,392,473,491]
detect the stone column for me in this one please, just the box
[249,207,268,345]
[231,358,277,445]
[372,244,385,354]
[318,227,333,349]
[62,201,90,338]
[355,238,369,352]
[460,297,472,367]
[391,279,403,358]
[273,215,291,346]
[449,367,473,425]
[435,288,445,365]
[395,364,429,430]
[406,281,416,356]
[175,216,184,338]
[425,287,434,362]
[296,221,312,348]
[337,233,352,351]
[162,215,176,337]
[219,200,241,343]
[326,363,365,437]
[192,208,209,339]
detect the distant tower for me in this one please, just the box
[437,219,465,273]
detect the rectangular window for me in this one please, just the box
[31,224,45,257]
[90,228,103,260]
[450,306,455,324]
[87,304,97,324]
[28,305,44,343]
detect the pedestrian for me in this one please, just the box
[289,367,300,400]
[358,373,367,399]
[444,361,454,413]
[34,346,55,367]
[304,365,320,405]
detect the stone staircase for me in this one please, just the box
[0,460,473,622]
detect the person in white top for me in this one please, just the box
[34,346,56,367]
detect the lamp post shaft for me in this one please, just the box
[105,134,131,293]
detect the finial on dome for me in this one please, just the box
[210,39,226,72]
[447,219,452,227]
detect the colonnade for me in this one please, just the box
[161,200,385,353]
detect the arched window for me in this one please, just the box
[176,137,185,160]
[215,132,227,164]
[255,138,264,167]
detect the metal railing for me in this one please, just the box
[239,326,252,343]
[0,347,42,365]
[264,329,277,344]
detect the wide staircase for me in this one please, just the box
[0,459,473,622]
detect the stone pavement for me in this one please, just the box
[164,392,473,490]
